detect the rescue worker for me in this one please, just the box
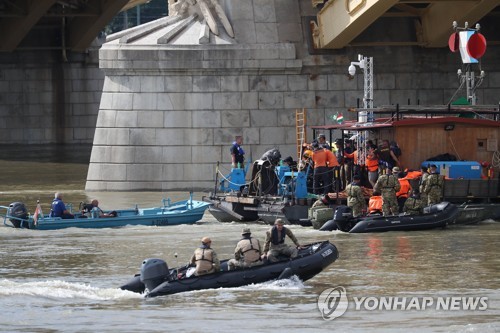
[311,141,331,194]
[365,146,379,188]
[418,166,430,205]
[395,168,412,212]
[378,140,400,170]
[230,135,245,168]
[317,133,331,150]
[341,140,355,188]
[345,174,366,217]
[403,189,425,215]
[368,191,383,215]
[190,237,220,276]
[227,228,262,270]
[423,164,444,206]
[262,219,302,263]
[374,167,401,216]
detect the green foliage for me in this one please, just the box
[104,0,168,35]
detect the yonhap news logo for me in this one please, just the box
[317,286,488,320]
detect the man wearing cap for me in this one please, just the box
[345,174,366,217]
[423,165,444,205]
[227,228,263,271]
[403,189,424,215]
[262,219,302,263]
[190,237,220,276]
[317,133,331,150]
[373,167,401,216]
[395,169,412,212]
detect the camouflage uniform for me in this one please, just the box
[345,182,366,217]
[374,174,401,216]
[419,172,430,206]
[403,196,424,215]
[424,173,444,205]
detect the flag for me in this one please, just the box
[336,112,344,124]
[33,201,43,226]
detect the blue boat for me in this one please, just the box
[1,195,210,230]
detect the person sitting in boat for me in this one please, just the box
[423,165,444,206]
[345,174,366,217]
[395,169,412,212]
[368,191,383,215]
[227,228,263,271]
[49,192,74,219]
[190,237,220,276]
[262,219,303,263]
[403,189,425,215]
[82,199,117,218]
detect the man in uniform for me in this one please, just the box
[418,166,430,205]
[262,219,302,263]
[374,167,401,216]
[423,164,444,205]
[227,228,263,270]
[345,174,366,217]
[190,237,220,276]
[403,189,425,215]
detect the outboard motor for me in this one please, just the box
[333,206,355,232]
[140,258,171,292]
[8,202,28,228]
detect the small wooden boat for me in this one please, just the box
[320,202,459,233]
[1,195,210,230]
[120,241,339,298]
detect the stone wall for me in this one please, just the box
[85,0,500,191]
[0,49,103,144]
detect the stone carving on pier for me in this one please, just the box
[168,0,234,38]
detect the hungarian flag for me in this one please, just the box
[33,201,43,226]
[335,112,344,124]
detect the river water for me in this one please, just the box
[0,144,499,332]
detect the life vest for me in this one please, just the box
[365,156,379,172]
[326,149,339,167]
[271,226,287,245]
[396,178,411,198]
[193,247,215,273]
[238,237,261,263]
[312,149,328,168]
[368,196,383,213]
[405,171,422,179]
[344,150,358,165]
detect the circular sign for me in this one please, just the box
[467,33,487,59]
[448,32,459,52]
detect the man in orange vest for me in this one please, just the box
[395,167,412,213]
[368,191,383,215]
[312,142,332,194]
[365,146,379,188]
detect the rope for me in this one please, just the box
[448,136,461,160]
[492,150,500,169]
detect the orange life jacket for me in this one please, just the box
[365,155,379,172]
[368,196,383,213]
[396,178,411,198]
[405,171,422,179]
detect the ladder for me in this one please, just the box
[296,108,306,160]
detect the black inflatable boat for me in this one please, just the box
[120,241,339,298]
[320,202,459,233]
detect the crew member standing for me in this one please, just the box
[311,141,331,194]
[230,136,245,168]
[423,164,444,205]
[345,175,366,217]
[374,167,401,216]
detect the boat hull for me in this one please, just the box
[321,202,459,233]
[120,241,339,298]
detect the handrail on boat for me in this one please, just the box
[0,205,31,228]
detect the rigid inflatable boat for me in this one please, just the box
[120,241,339,298]
[320,202,459,233]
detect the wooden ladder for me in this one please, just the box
[296,108,306,160]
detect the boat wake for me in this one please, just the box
[0,279,142,300]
